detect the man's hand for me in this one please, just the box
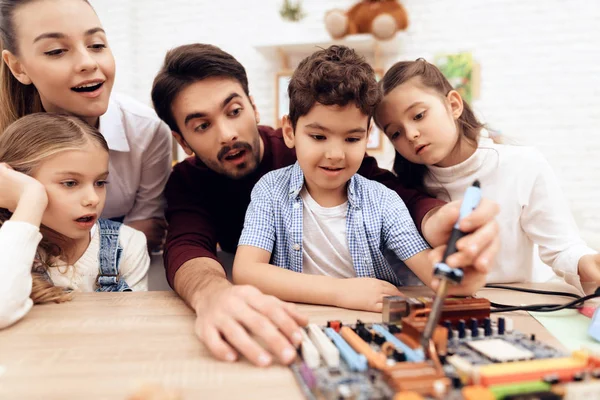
[335,277,403,312]
[194,285,308,367]
[422,198,500,272]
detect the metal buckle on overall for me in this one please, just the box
[96,273,120,286]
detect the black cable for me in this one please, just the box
[484,284,600,313]
[490,291,600,313]
[484,284,582,299]
[490,301,579,311]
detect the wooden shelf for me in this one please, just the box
[255,33,403,70]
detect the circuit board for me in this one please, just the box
[291,297,600,400]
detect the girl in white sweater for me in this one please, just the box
[0,113,149,329]
[374,58,599,292]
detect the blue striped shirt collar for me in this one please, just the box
[287,161,359,208]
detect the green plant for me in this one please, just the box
[280,0,305,22]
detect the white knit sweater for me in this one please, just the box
[0,221,149,329]
[425,137,596,289]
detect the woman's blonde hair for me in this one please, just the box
[0,0,92,133]
[0,112,108,304]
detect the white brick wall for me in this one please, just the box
[93,0,600,232]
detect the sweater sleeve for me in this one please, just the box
[520,150,596,287]
[163,164,220,288]
[0,221,41,329]
[118,225,150,291]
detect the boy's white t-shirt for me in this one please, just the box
[300,188,356,278]
[424,136,596,290]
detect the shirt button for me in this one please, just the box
[293,243,301,251]
[293,203,300,209]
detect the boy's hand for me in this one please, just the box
[422,198,500,273]
[335,277,403,312]
[194,285,308,367]
[428,245,487,296]
[578,254,600,285]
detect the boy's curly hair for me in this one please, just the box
[288,45,381,129]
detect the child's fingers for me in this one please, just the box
[471,235,499,273]
[428,245,446,265]
[422,203,459,247]
[372,302,384,313]
[428,246,445,290]
[381,281,403,296]
[195,321,238,363]
[458,198,499,232]
[378,287,404,310]
[578,254,600,284]
[428,245,471,289]
[451,219,499,269]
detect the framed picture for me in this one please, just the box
[367,68,385,152]
[434,52,480,103]
[274,70,293,127]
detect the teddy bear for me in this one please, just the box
[324,0,409,41]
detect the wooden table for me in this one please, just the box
[0,283,589,399]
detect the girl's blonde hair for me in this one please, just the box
[0,0,92,133]
[0,112,108,304]
[375,58,486,195]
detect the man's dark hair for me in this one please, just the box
[151,43,250,133]
[288,45,381,130]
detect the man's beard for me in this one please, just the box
[197,135,261,179]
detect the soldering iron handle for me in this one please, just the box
[441,228,467,261]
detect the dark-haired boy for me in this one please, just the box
[233,46,488,311]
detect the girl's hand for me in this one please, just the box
[0,163,48,225]
[0,163,47,211]
[578,254,600,286]
[422,198,500,273]
[335,277,404,312]
[428,245,488,296]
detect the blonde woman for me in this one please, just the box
[0,113,149,329]
[0,0,172,250]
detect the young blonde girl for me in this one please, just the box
[0,113,149,329]
[0,0,172,250]
[374,59,599,292]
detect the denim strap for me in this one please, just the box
[96,219,131,292]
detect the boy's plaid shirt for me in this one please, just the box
[238,162,430,285]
